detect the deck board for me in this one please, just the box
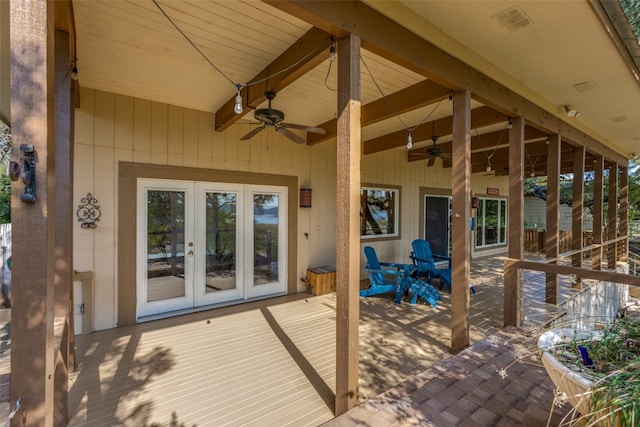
[59,256,586,426]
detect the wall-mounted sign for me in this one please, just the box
[486,187,500,196]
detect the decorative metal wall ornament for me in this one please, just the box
[76,193,101,229]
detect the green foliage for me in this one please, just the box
[0,120,10,224]
[0,174,10,224]
[620,0,640,40]
[628,160,640,222]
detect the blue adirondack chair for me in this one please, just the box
[361,246,412,304]
[361,246,442,307]
[410,239,476,294]
[410,239,453,291]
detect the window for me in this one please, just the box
[475,197,507,248]
[360,186,400,239]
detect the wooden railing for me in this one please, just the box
[53,316,70,426]
[523,229,593,253]
[630,252,640,276]
[504,237,640,327]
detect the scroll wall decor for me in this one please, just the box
[76,193,101,229]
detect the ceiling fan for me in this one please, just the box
[424,133,451,167]
[485,166,509,177]
[240,91,326,144]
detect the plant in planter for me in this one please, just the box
[537,317,640,426]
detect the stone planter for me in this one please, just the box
[537,328,599,418]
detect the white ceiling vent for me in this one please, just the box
[572,81,596,92]
[492,6,533,32]
[610,115,627,123]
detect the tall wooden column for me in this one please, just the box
[619,167,628,261]
[592,156,604,270]
[54,28,74,366]
[504,117,524,327]
[571,146,585,288]
[10,1,57,425]
[450,90,471,353]
[335,33,361,415]
[545,134,561,304]
[607,163,618,268]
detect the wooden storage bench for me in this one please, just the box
[306,266,336,295]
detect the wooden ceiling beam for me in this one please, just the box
[366,106,505,155]
[263,0,628,164]
[214,26,333,132]
[408,125,547,162]
[308,79,449,145]
[54,0,78,107]
[54,0,76,58]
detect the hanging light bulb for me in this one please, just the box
[70,65,78,81]
[329,42,336,61]
[486,161,492,172]
[531,168,536,177]
[233,84,243,115]
[406,130,413,149]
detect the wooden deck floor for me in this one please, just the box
[66,256,584,426]
[0,255,587,426]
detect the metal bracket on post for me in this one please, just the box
[8,144,39,203]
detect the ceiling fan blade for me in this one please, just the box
[281,122,326,134]
[276,127,306,144]
[427,157,436,167]
[240,125,266,140]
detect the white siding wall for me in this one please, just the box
[74,87,510,330]
[524,196,593,231]
[75,88,320,329]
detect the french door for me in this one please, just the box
[137,179,287,318]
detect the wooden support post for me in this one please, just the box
[608,163,618,269]
[619,167,628,261]
[10,1,57,425]
[571,146,585,288]
[546,134,561,304]
[504,117,524,327]
[450,90,471,353]
[335,33,361,416]
[54,29,75,376]
[592,156,604,270]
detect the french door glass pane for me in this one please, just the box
[205,192,237,293]
[146,190,186,302]
[476,200,484,247]
[253,194,279,285]
[499,200,507,244]
[485,199,499,245]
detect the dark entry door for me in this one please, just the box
[424,195,451,256]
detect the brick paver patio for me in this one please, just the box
[324,327,573,427]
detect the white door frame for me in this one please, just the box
[137,179,195,317]
[137,179,287,319]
